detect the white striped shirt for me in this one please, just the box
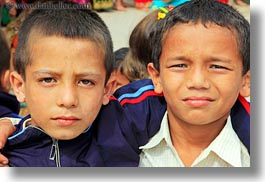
[139,112,250,167]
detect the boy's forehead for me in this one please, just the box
[27,32,104,56]
[161,22,241,61]
[26,33,106,67]
[169,22,226,32]
[28,31,96,48]
[164,22,238,43]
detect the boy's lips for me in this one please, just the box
[182,96,215,107]
[52,116,80,126]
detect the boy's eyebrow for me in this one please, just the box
[32,70,59,77]
[75,72,103,79]
[32,70,102,78]
[166,56,190,62]
[167,56,233,63]
[208,57,233,63]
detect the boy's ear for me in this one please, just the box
[102,73,117,105]
[239,71,250,97]
[1,70,11,92]
[147,63,163,94]
[10,71,26,102]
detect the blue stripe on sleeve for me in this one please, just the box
[117,85,154,102]
[8,127,30,140]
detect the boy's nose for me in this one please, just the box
[57,84,78,108]
[186,68,210,89]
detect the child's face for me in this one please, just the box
[113,70,130,92]
[148,23,250,126]
[11,36,114,140]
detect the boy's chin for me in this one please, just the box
[49,131,83,140]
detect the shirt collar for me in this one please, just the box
[140,111,171,149]
[201,116,243,167]
[140,113,243,167]
[23,118,32,129]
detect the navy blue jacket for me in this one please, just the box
[2,79,250,167]
[0,90,20,118]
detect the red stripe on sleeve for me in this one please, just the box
[238,95,250,115]
[120,91,163,106]
[109,96,118,101]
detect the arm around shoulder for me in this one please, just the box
[0,118,17,167]
[0,118,17,148]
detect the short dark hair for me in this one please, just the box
[129,10,159,67]
[114,47,129,70]
[0,29,11,90]
[151,0,250,75]
[15,1,114,83]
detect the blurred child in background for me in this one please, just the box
[113,47,148,91]
[129,9,159,68]
[0,29,20,118]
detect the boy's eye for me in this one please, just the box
[176,64,187,68]
[210,65,229,70]
[169,64,188,68]
[39,77,56,83]
[78,79,94,86]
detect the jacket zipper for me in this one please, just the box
[49,138,61,167]
[26,125,62,167]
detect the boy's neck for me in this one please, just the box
[167,113,228,167]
